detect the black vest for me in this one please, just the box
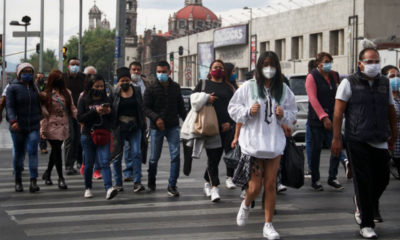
[307,69,338,128]
[345,72,389,142]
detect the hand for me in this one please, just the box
[155,118,165,131]
[250,103,260,116]
[331,138,342,157]
[102,106,111,114]
[221,122,230,132]
[11,122,20,131]
[275,106,284,119]
[281,124,293,137]
[323,117,332,130]
[208,93,218,104]
[231,137,238,149]
[96,106,103,114]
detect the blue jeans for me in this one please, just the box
[113,129,142,186]
[310,126,341,183]
[11,130,39,180]
[81,134,113,191]
[122,140,134,179]
[148,126,180,187]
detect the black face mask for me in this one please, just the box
[120,83,130,92]
[91,89,105,98]
[53,78,64,88]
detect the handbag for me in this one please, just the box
[281,137,304,189]
[193,103,220,136]
[224,144,241,169]
[90,129,111,146]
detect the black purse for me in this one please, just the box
[224,145,241,169]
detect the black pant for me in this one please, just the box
[346,140,390,228]
[39,137,47,150]
[47,140,64,179]
[64,118,82,168]
[204,147,224,186]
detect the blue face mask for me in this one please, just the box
[157,73,169,83]
[322,63,332,72]
[230,73,237,82]
[70,65,80,74]
[21,73,33,83]
[390,77,400,91]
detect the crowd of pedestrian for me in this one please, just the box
[0,45,398,239]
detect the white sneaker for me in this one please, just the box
[263,222,280,239]
[210,187,220,202]
[360,227,377,239]
[225,177,236,189]
[203,182,211,197]
[106,187,118,200]
[84,189,93,198]
[277,184,287,193]
[236,200,250,226]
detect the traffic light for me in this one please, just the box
[36,43,40,54]
[178,46,183,56]
[62,47,67,61]
[169,52,174,61]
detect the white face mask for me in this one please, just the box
[362,63,381,78]
[131,73,141,82]
[262,66,276,79]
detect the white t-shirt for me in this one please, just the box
[336,78,394,149]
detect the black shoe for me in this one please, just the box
[327,179,344,190]
[133,183,145,193]
[58,178,68,190]
[167,186,180,197]
[148,178,156,192]
[66,167,77,176]
[15,179,23,192]
[311,181,324,191]
[42,170,53,185]
[29,178,40,193]
[373,206,383,223]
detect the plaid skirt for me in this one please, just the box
[232,153,258,188]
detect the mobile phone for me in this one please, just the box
[101,103,110,108]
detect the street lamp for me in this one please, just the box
[388,48,400,68]
[244,6,253,71]
[288,59,301,74]
[10,16,31,61]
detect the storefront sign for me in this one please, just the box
[198,42,214,80]
[213,25,248,48]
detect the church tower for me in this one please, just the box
[185,0,203,6]
[89,1,102,30]
[126,0,138,47]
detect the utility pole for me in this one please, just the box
[115,0,126,74]
[2,0,7,89]
[39,0,44,73]
[78,0,82,65]
[58,0,64,71]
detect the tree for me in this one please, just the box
[64,28,115,81]
[25,49,58,74]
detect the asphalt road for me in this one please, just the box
[0,121,399,240]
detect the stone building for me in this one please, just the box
[125,0,139,65]
[88,1,110,30]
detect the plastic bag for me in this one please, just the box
[224,145,241,169]
[281,137,304,189]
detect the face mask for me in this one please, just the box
[91,89,105,98]
[53,78,64,88]
[120,83,130,91]
[230,73,237,82]
[210,69,225,79]
[262,66,276,79]
[21,73,33,83]
[157,73,169,83]
[390,77,400,91]
[131,73,141,82]
[322,63,332,73]
[362,63,381,78]
[70,65,80,74]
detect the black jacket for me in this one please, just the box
[143,78,186,129]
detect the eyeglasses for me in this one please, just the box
[264,95,273,124]
[362,59,380,64]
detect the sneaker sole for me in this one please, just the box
[328,185,344,191]
[359,230,377,239]
[133,188,145,193]
[263,233,280,239]
[167,191,180,197]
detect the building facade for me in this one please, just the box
[88,2,110,30]
[125,0,139,65]
[167,0,400,88]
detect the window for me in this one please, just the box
[309,33,322,58]
[179,20,186,29]
[291,36,303,60]
[197,21,203,28]
[275,39,286,61]
[260,41,270,54]
[330,29,344,56]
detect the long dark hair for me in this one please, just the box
[44,70,73,116]
[83,74,107,104]
[224,62,238,89]
[255,51,283,102]
[207,59,235,92]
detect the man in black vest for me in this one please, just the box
[332,48,397,239]
[306,52,343,191]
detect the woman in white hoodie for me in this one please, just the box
[228,51,297,240]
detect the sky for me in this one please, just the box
[0,0,322,66]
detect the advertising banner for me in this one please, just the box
[214,25,248,48]
[198,42,214,80]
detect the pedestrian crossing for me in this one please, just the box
[1,151,400,240]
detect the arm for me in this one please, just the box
[143,86,160,123]
[278,86,297,126]
[388,104,398,151]
[228,83,253,124]
[5,86,17,124]
[177,86,187,121]
[77,97,98,124]
[231,123,242,148]
[305,74,329,121]
[331,99,347,156]
[0,96,5,122]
